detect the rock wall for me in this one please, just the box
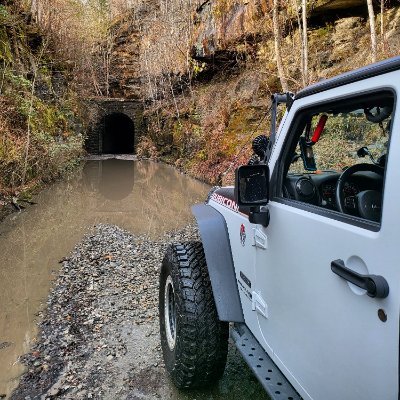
[109,14,142,99]
[191,0,369,62]
[108,1,400,184]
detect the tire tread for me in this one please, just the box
[159,241,229,389]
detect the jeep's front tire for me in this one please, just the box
[159,241,229,388]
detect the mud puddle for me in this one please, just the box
[0,159,209,397]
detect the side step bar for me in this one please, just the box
[231,324,302,400]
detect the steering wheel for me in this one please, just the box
[335,163,384,222]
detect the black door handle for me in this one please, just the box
[331,259,389,298]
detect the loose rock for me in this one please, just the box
[11,223,268,400]
[11,224,199,399]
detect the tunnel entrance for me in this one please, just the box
[101,113,135,154]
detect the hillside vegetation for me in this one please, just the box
[1,0,400,198]
[128,0,400,184]
[0,0,126,209]
[0,1,86,206]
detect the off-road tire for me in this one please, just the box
[159,241,229,388]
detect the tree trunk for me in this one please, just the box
[367,0,377,62]
[292,0,305,87]
[301,0,308,85]
[380,0,386,52]
[30,0,37,22]
[272,0,288,92]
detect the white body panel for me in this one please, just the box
[212,71,400,399]
[209,199,264,346]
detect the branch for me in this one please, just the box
[196,0,212,13]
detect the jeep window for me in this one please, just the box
[279,91,394,228]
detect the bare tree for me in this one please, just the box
[380,0,386,53]
[103,28,115,97]
[301,0,308,85]
[292,0,305,87]
[30,0,118,96]
[272,0,288,92]
[367,0,377,62]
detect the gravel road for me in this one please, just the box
[11,224,269,400]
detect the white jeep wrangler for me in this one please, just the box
[159,56,400,400]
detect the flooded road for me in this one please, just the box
[0,159,210,397]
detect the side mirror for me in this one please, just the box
[234,164,269,207]
[357,146,369,158]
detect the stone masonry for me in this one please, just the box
[85,98,144,154]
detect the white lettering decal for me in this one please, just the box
[210,193,239,212]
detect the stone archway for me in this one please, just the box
[101,113,135,154]
[84,98,143,155]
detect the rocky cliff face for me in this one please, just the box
[108,13,142,99]
[192,0,399,79]
[190,0,373,61]
[109,0,400,184]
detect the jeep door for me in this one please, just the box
[251,77,400,400]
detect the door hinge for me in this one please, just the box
[252,228,268,250]
[252,291,268,319]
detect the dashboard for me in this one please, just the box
[283,170,383,214]
[320,181,360,209]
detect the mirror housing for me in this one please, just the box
[357,146,369,158]
[234,164,269,207]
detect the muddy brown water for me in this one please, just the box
[0,159,210,398]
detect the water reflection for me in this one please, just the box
[0,160,209,397]
[84,159,135,201]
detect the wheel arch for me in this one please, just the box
[191,204,244,323]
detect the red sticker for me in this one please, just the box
[240,224,246,246]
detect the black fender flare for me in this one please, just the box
[191,204,244,323]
